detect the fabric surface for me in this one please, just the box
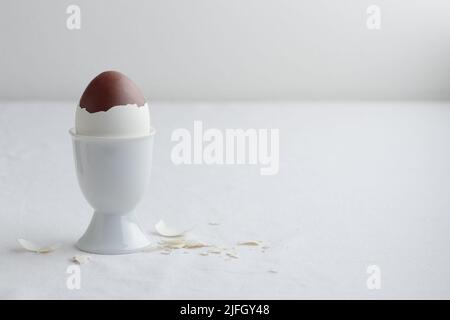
[1,101,449,299]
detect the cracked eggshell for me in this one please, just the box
[238,241,261,246]
[75,103,150,138]
[183,239,209,249]
[76,71,150,138]
[208,248,222,254]
[72,255,91,265]
[226,252,239,259]
[155,220,190,237]
[17,238,60,253]
[159,238,186,249]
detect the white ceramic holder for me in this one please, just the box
[69,128,155,254]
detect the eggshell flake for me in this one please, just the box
[72,255,91,265]
[155,220,189,237]
[17,238,60,253]
[237,241,261,246]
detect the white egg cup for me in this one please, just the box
[69,128,155,254]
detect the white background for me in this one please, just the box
[1,0,450,101]
[2,101,450,299]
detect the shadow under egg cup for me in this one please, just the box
[69,128,155,254]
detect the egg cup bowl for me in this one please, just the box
[69,128,155,254]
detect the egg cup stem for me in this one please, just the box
[76,211,150,254]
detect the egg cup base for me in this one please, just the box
[76,212,151,255]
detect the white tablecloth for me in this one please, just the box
[1,101,449,299]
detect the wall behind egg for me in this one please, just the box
[1,0,450,101]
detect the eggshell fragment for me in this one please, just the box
[183,240,208,249]
[155,220,189,237]
[159,238,186,249]
[72,255,91,265]
[17,238,60,253]
[226,252,239,259]
[208,248,222,254]
[237,241,261,246]
[158,238,209,250]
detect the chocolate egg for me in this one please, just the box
[75,71,150,137]
[79,71,146,113]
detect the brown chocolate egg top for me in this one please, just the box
[79,71,146,113]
